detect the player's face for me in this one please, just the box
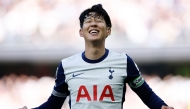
[79,12,111,43]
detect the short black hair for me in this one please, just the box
[79,4,112,28]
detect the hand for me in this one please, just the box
[161,105,174,109]
[18,106,27,109]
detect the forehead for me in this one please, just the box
[84,12,103,19]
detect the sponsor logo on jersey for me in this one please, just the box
[76,85,115,102]
[72,73,84,77]
[129,75,144,88]
[108,67,114,79]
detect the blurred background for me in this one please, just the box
[0,0,190,109]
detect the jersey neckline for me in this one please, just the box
[82,49,109,63]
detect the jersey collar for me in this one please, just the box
[82,49,109,63]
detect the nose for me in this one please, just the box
[91,20,97,27]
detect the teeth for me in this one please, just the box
[90,30,99,34]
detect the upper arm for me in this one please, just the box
[125,55,167,108]
[125,54,143,85]
[53,62,69,97]
[34,62,69,109]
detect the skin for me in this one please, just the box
[19,12,174,109]
[161,105,174,109]
[79,12,174,109]
[79,12,111,60]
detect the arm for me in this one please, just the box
[129,77,174,109]
[33,62,69,109]
[32,94,67,109]
[125,55,173,109]
[129,77,167,109]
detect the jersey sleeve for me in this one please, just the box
[125,55,168,109]
[52,62,69,97]
[33,62,69,109]
[125,54,141,83]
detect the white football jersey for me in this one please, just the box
[52,49,141,109]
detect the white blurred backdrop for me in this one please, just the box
[0,74,189,109]
[0,0,190,109]
[0,0,190,63]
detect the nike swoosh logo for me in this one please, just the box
[72,73,84,77]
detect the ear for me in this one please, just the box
[106,27,111,36]
[79,29,83,37]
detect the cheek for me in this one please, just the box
[82,26,89,33]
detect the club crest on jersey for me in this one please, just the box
[109,68,114,79]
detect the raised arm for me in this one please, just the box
[34,62,69,109]
[125,55,173,109]
[21,62,69,109]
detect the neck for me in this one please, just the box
[85,45,105,60]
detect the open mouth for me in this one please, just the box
[89,30,99,34]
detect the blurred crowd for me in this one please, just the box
[1,1,190,108]
[0,74,189,109]
[0,0,190,49]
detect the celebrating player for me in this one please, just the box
[20,4,174,109]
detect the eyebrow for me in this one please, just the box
[84,15,103,20]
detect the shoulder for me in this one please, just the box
[58,52,85,70]
[108,49,127,58]
[108,49,135,61]
[125,54,139,71]
[61,52,82,63]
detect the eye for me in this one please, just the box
[96,17,104,23]
[96,19,102,23]
[96,18,103,23]
[84,19,91,23]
